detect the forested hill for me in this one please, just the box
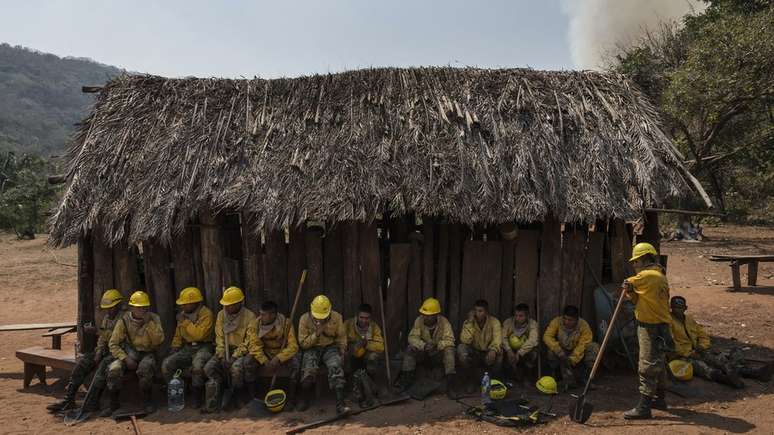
[0,43,124,156]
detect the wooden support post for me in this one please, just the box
[581,231,605,329]
[199,210,225,311]
[264,229,289,311]
[92,230,114,326]
[171,225,198,294]
[304,226,325,317]
[461,241,502,320]
[240,213,263,314]
[324,224,344,311]
[341,221,361,319]
[642,211,660,252]
[730,262,741,292]
[609,219,633,285]
[500,238,516,321]
[144,240,176,351]
[387,244,411,353]
[388,213,412,243]
[421,217,436,301]
[748,262,758,286]
[560,227,587,310]
[407,233,423,322]
[113,238,139,297]
[78,234,95,352]
[435,222,450,312]
[287,225,308,312]
[359,222,381,324]
[538,218,562,330]
[221,213,244,288]
[447,223,464,329]
[514,229,540,315]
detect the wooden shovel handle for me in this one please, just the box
[582,288,627,396]
[270,269,307,389]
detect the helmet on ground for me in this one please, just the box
[536,376,558,395]
[629,242,658,262]
[311,295,332,319]
[669,359,694,381]
[100,289,123,309]
[128,290,151,308]
[489,379,507,400]
[265,389,286,413]
[353,346,366,358]
[508,334,523,351]
[176,287,204,305]
[219,286,245,306]
[419,297,441,315]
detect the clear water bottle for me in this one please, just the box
[481,371,491,406]
[168,369,185,412]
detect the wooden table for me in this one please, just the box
[709,254,774,292]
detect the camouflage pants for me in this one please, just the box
[504,348,537,372]
[547,342,600,385]
[161,343,214,387]
[68,349,114,393]
[457,343,503,373]
[690,348,743,380]
[260,353,301,381]
[301,346,346,390]
[107,352,157,390]
[401,346,456,375]
[203,354,258,389]
[637,324,671,397]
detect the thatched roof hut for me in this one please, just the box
[50,67,706,353]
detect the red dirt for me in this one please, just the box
[1,225,772,434]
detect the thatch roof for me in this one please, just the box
[49,67,698,247]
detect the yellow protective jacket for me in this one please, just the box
[95,309,125,356]
[460,315,502,353]
[171,305,214,348]
[344,318,385,354]
[298,311,347,353]
[109,311,164,360]
[214,307,257,360]
[543,316,593,365]
[501,317,539,357]
[670,313,710,358]
[408,315,455,351]
[625,266,671,325]
[250,313,299,364]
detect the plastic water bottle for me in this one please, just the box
[168,369,185,412]
[481,371,491,406]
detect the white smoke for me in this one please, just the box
[561,0,707,70]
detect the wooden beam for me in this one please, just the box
[113,238,139,297]
[386,243,411,352]
[78,234,96,352]
[287,225,307,313]
[144,240,176,351]
[47,174,66,185]
[323,224,344,312]
[645,208,723,217]
[421,217,436,301]
[460,241,502,321]
[341,221,361,319]
[199,210,225,311]
[81,85,103,93]
[609,219,633,285]
[406,234,423,323]
[359,222,382,324]
[582,231,605,330]
[304,226,325,318]
[560,227,587,311]
[91,230,114,326]
[435,222,450,313]
[240,213,263,314]
[538,218,562,330]
[641,210,661,252]
[499,238,516,321]
[514,229,540,314]
[264,229,288,311]
[171,225,198,294]
[447,223,464,329]
[221,213,243,288]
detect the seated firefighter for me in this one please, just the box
[106,290,165,416]
[669,296,771,387]
[161,287,214,409]
[47,289,125,415]
[250,300,299,408]
[203,287,258,413]
[344,303,385,408]
[297,295,349,414]
[457,299,502,391]
[543,305,599,390]
[501,303,539,383]
[396,298,457,398]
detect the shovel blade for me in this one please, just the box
[221,387,235,410]
[570,399,593,424]
[63,409,90,426]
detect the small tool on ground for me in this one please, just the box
[285,395,410,434]
[62,371,99,426]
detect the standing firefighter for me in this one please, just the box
[344,303,385,408]
[106,290,165,416]
[250,300,299,409]
[46,289,125,415]
[297,295,349,414]
[457,299,502,392]
[161,287,215,409]
[202,286,258,413]
[543,305,599,390]
[501,303,539,383]
[396,297,457,398]
[622,242,673,420]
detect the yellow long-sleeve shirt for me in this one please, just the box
[543,316,593,365]
[214,307,257,360]
[408,315,455,351]
[109,311,164,361]
[171,305,214,348]
[625,266,671,325]
[298,311,347,354]
[460,315,502,353]
[344,318,385,354]
[501,317,539,357]
[250,313,299,364]
[670,313,711,358]
[95,309,124,356]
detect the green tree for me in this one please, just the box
[0,152,59,238]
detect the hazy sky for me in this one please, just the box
[0,0,574,78]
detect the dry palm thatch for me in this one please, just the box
[49,67,696,247]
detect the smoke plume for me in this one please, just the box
[561,0,707,69]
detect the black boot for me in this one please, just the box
[739,363,773,382]
[395,371,415,393]
[651,389,667,411]
[247,382,258,402]
[712,369,745,389]
[623,393,653,420]
[445,374,458,399]
[190,386,203,409]
[284,380,298,411]
[141,386,157,414]
[295,381,313,412]
[82,386,104,412]
[101,388,121,418]
[47,382,78,413]
[335,386,351,415]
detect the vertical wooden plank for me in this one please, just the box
[287,225,307,312]
[323,224,344,311]
[304,226,325,312]
[406,234,423,320]
[460,241,502,320]
[538,218,562,329]
[435,222,450,313]
[484,243,503,310]
[78,234,96,352]
[447,223,464,330]
[582,231,605,330]
[500,239,516,321]
[199,211,224,311]
[341,221,361,319]
[421,217,436,301]
[514,229,540,314]
[387,244,410,352]
[610,219,633,284]
[171,225,197,295]
[113,238,139,297]
[560,228,587,310]
[190,218,206,291]
[641,211,660,252]
[92,230,114,325]
[264,228,288,311]
[388,213,412,243]
[240,213,263,314]
[144,240,176,351]
[221,213,244,288]
[359,222,382,325]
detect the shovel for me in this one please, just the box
[221,331,235,410]
[570,286,627,424]
[63,372,100,426]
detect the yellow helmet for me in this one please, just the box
[489,379,507,400]
[100,289,123,309]
[629,242,658,262]
[508,334,523,351]
[311,295,332,320]
[264,389,286,413]
[536,376,558,395]
[419,297,441,315]
[219,286,245,306]
[176,287,204,305]
[668,359,694,381]
[128,290,151,308]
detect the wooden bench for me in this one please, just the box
[0,322,78,389]
[709,254,774,292]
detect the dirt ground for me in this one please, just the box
[0,225,772,435]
